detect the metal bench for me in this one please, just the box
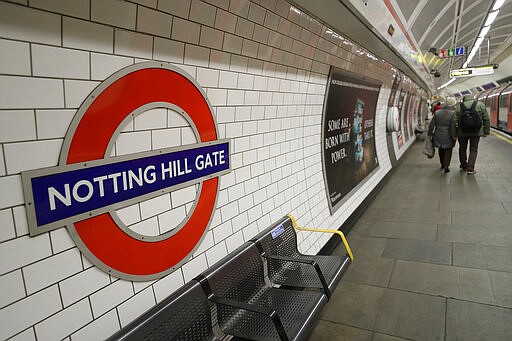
[106,280,220,341]
[250,214,353,299]
[196,242,328,341]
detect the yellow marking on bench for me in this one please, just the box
[287,214,354,262]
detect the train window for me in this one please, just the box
[497,84,512,129]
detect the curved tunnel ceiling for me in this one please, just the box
[291,0,512,95]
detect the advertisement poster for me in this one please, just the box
[396,90,406,148]
[322,67,380,214]
[402,92,411,142]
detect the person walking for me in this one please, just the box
[428,97,457,173]
[451,95,490,175]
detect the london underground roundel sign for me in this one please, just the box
[21,62,231,280]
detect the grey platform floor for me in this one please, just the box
[309,131,512,341]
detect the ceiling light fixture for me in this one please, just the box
[492,0,506,10]
[484,10,500,26]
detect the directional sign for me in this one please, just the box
[450,64,496,78]
[438,46,465,58]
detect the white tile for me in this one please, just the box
[0,76,64,109]
[60,266,110,308]
[220,201,238,221]
[117,287,155,327]
[153,269,185,303]
[200,26,224,50]
[230,55,248,72]
[242,39,259,58]
[90,279,133,318]
[36,110,75,139]
[223,33,243,54]
[236,17,255,39]
[231,212,249,232]
[0,2,61,45]
[190,0,216,27]
[63,17,113,54]
[12,205,29,236]
[212,220,233,243]
[0,145,4,177]
[0,110,36,143]
[167,109,190,128]
[50,228,75,253]
[137,6,172,37]
[225,231,244,252]
[248,3,266,24]
[128,216,160,236]
[192,230,214,255]
[181,126,197,144]
[0,235,52,275]
[158,0,191,18]
[114,30,153,59]
[171,17,200,44]
[114,131,152,156]
[64,80,100,108]
[184,44,210,68]
[71,309,119,341]
[0,285,61,340]
[115,204,141,227]
[170,185,197,207]
[227,89,245,105]
[196,68,219,88]
[152,128,182,149]
[205,0,229,9]
[139,194,171,220]
[32,45,89,79]
[35,298,92,341]
[158,206,187,233]
[206,88,227,106]
[0,175,26,210]
[134,108,167,130]
[238,74,255,89]
[181,254,208,282]
[31,0,89,18]
[219,70,238,88]
[4,139,62,174]
[153,37,185,64]
[0,39,30,76]
[23,248,83,294]
[9,328,36,341]
[229,0,250,17]
[91,0,136,30]
[209,49,231,69]
[91,53,133,80]
[0,270,25,309]
[205,241,228,266]
[0,208,15,242]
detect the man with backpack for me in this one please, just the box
[451,95,490,175]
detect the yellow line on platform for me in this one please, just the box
[490,131,512,145]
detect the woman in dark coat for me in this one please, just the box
[428,97,457,172]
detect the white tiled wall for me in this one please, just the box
[0,0,423,339]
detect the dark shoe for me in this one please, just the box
[459,165,466,171]
[444,168,450,173]
[467,169,476,175]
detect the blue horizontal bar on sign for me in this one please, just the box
[29,142,229,228]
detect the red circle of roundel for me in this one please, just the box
[66,66,218,278]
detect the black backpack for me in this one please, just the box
[459,100,482,133]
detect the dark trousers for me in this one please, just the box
[458,136,480,171]
[438,147,453,169]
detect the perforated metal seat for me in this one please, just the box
[251,216,351,299]
[196,242,327,341]
[107,280,220,341]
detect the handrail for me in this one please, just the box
[286,214,354,262]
